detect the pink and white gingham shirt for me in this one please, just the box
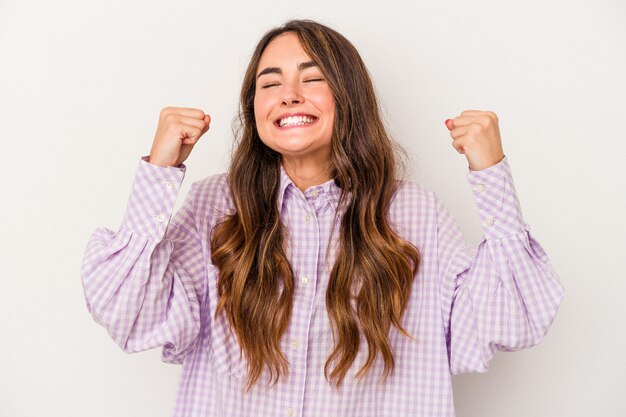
[80,154,564,417]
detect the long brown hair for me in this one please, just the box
[210,19,420,391]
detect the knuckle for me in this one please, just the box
[164,113,177,124]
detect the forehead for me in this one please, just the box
[256,32,313,72]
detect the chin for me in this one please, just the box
[274,145,316,157]
[265,137,314,152]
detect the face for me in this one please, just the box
[254,32,335,166]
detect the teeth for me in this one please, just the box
[279,115,315,127]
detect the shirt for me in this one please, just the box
[80,154,565,417]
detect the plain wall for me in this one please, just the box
[1,0,624,416]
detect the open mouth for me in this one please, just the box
[274,114,319,128]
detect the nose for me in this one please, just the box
[281,79,303,105]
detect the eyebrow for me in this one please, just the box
[256,61,318,80]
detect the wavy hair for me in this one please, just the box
[210,19,420,391]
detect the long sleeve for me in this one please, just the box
[438,155,565,375]
[80,155,206,363]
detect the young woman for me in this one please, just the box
[81,19,564,417]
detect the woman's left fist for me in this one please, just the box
[444,110,505,171]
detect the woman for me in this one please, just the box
[80,19,564,417]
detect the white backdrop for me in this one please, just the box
[1,0,625,416]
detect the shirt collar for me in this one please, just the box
[277,163,345,212]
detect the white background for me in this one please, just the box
[1,0,625,416]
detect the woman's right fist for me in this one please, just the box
[148,107,211,167]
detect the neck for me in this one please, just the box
[281,157,332,192]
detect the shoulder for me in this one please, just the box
[387,179,443,241]
[189,172,235,219]
[192,171,229,193]
[390,179,439,211]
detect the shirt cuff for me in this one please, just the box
[466,155,527,240]
[121,155,187,239]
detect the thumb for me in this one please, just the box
[444,119,454,131]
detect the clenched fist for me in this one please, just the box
[148,107,211,167]
[444,110,505,171]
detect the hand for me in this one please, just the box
[444,110,504,171]
[148,106,211,167]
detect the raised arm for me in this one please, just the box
[81,106,214,363]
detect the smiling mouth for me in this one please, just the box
[274,115,319,128]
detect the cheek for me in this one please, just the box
[318,91,335,120]
[323,94,335,126]
[253,97,267,131]
[253,96,260,119]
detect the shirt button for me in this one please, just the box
[474,183,486,193]
[291,339,299,349]
[287,408,295,416]
[305,214,312,223]
[300,276,309,286]
[310,189,319,197]
[165,181,175,190]
[155,213,166,222]
[485,217,495,226]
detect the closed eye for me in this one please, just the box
[260,78,325,89]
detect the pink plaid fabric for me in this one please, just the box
[81,154,564,417]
